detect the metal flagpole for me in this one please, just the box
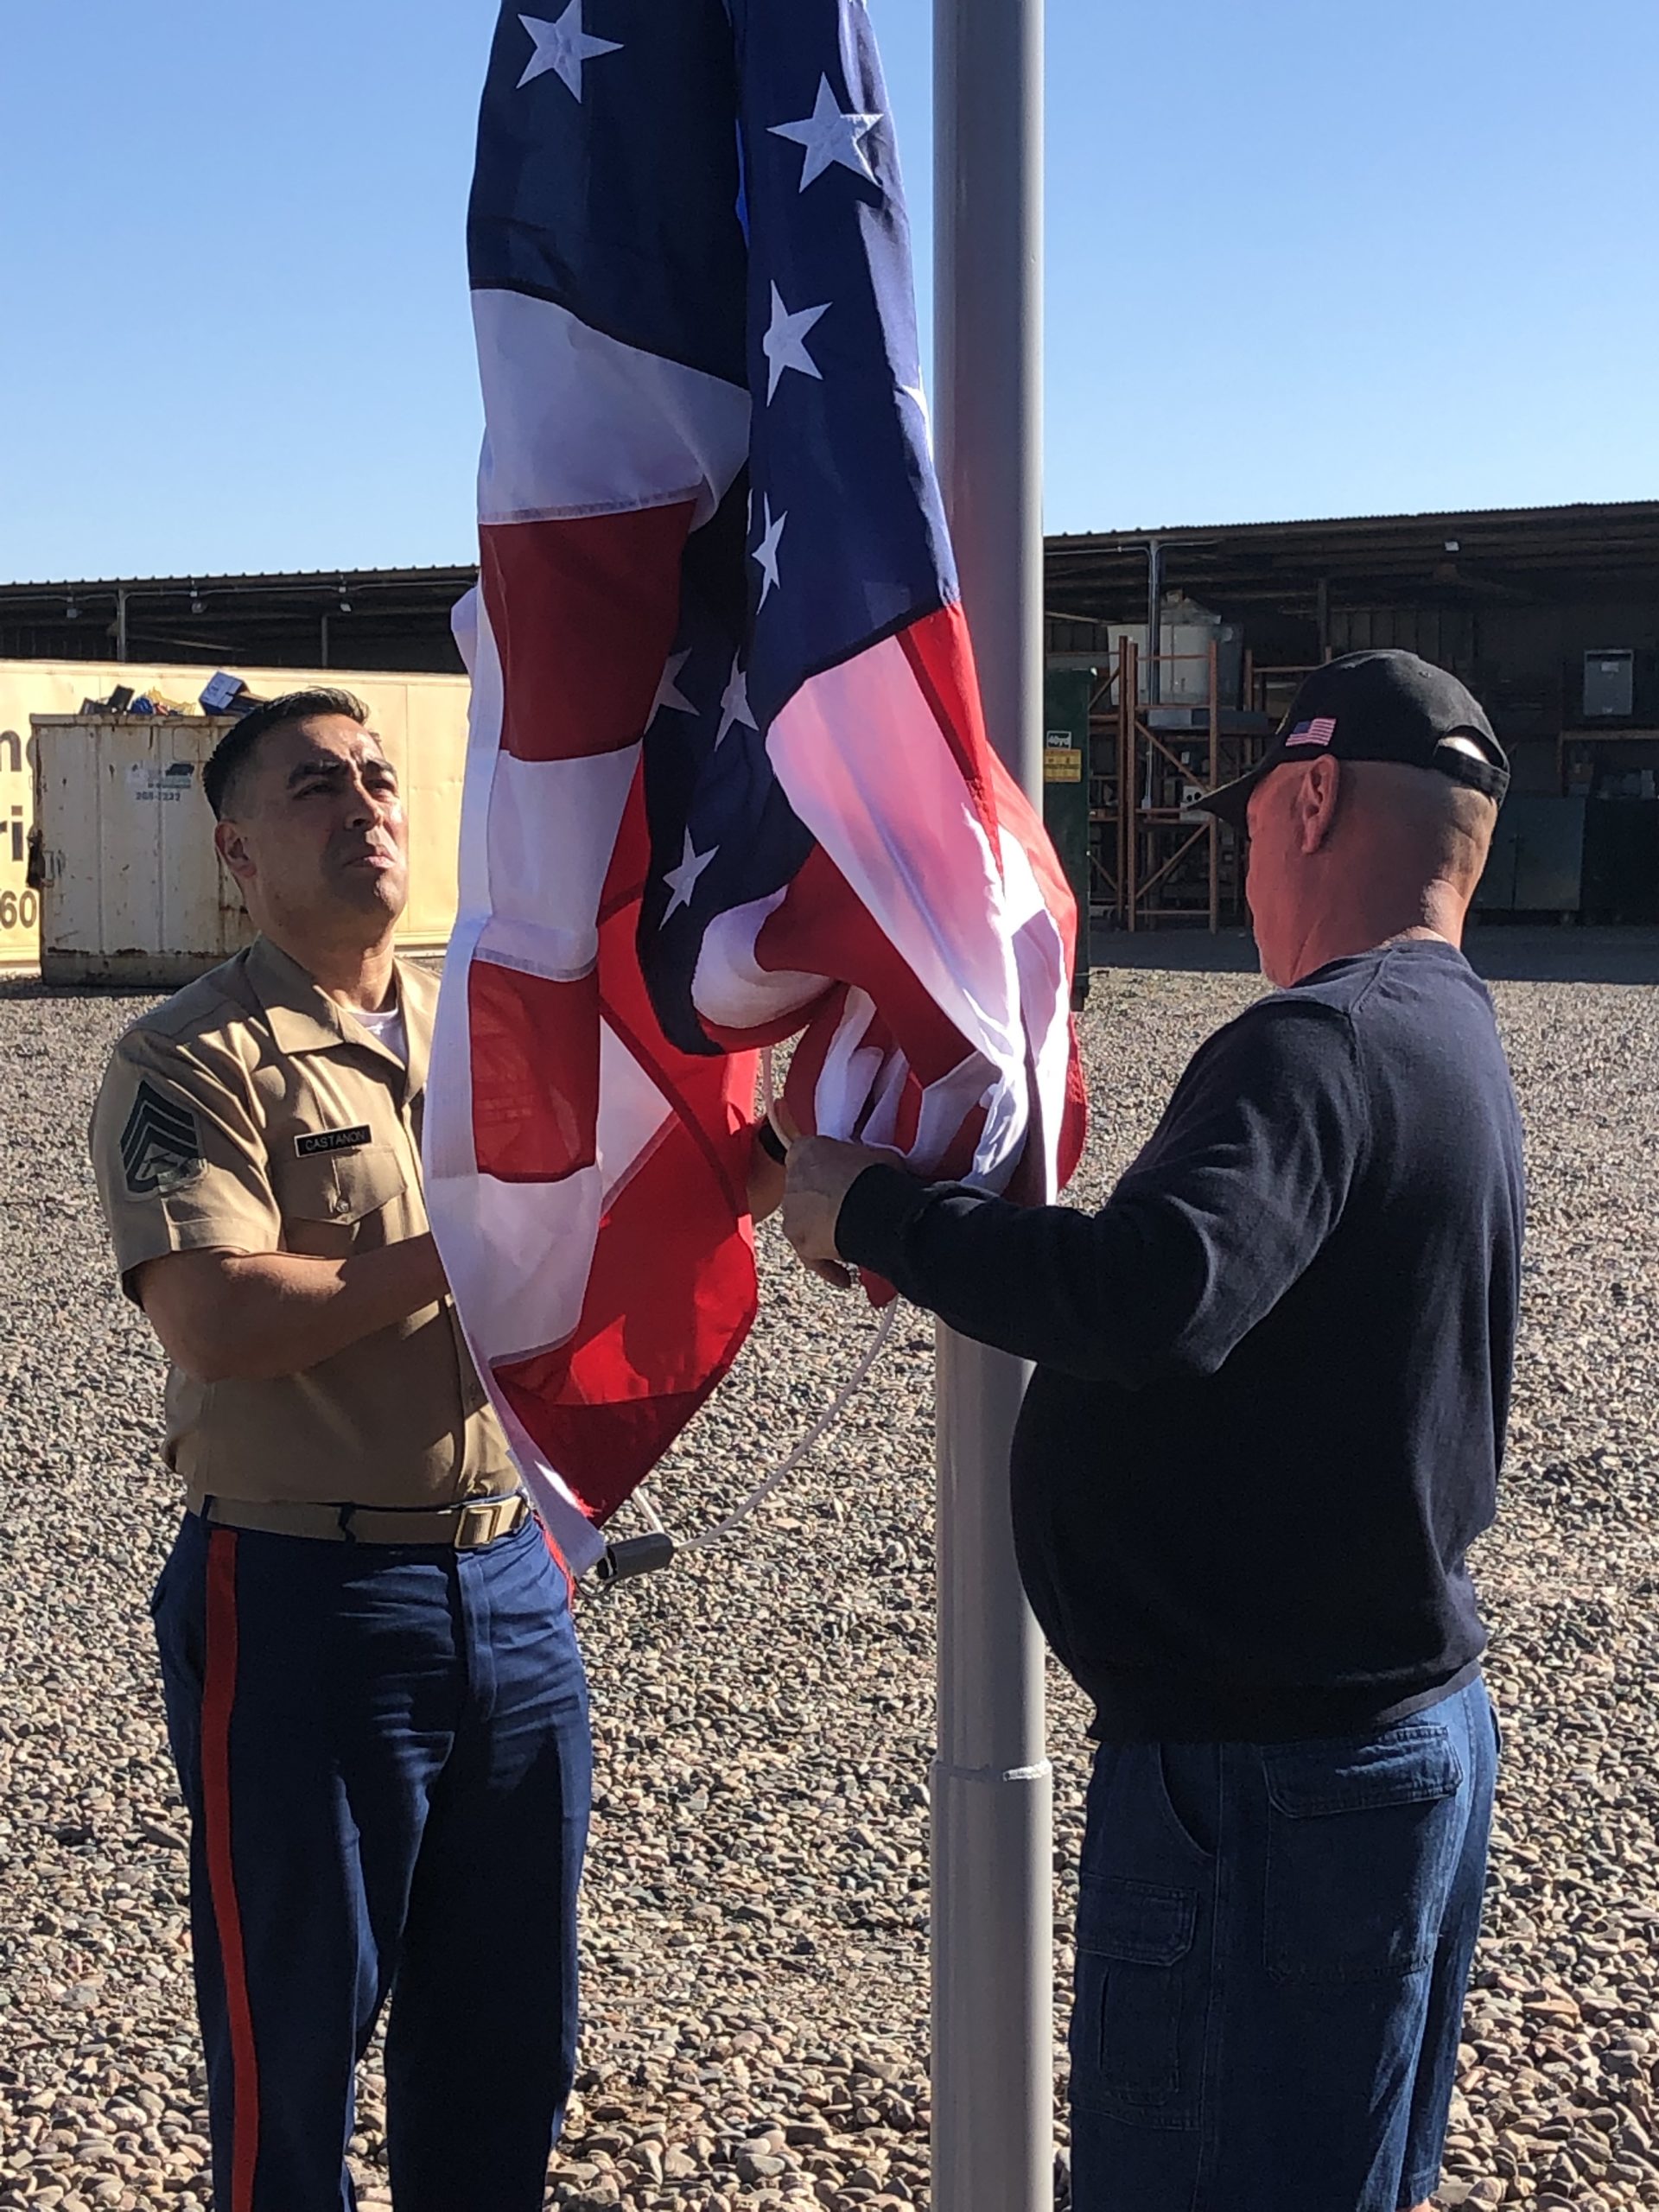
[931,0,1052,2207]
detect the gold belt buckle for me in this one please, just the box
[455,1494,521,1549]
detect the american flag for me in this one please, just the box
[1288,715,1338,747]
[425,0,1086,1573]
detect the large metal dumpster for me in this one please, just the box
[6,661,473,976]
[33,715,250,986]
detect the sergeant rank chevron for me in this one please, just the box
[120,1082,202,1196]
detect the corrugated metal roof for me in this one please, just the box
[0,562,477,592]
[8,498,1659,590]
[1045,499,1659,623]
[1046,497,1659,546]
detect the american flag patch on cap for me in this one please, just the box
[1287,716,1337,747]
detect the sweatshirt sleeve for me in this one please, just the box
[835,998,1368,1388]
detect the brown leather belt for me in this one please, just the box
[188,1491,530,1549]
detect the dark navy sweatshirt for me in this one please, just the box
[837,941,1526,1742]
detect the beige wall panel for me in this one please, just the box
[1,659,471,970]
[399,682,470,947]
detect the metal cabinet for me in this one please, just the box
[1583,650,1636,719]
[1475,796,1586,913]
[1583,799,1659,921]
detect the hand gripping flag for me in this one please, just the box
[426,0,1087,1573]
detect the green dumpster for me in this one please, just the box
[1042,669,1092,1007]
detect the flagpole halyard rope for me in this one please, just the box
[680,1300,898,1551]
[594,1046,899,1585]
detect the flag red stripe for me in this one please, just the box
[496,1115,759,1517]
[894,604,1001,854]
[469,961,601,1184]
[755,846,977,1089]
[482,505,694,760]
[984,752,1079,979]
[201,1531,260,2212]
[596,993,751,1215]
[594,771,757,1217]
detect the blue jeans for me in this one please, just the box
[1069,1678,1498,2212]
[151,1510,592,2212]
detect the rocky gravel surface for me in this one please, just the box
[2,947,1656,2210]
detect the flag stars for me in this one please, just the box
[751,498,787,607]
[650,649,696,721]
[762,283,829,403]
[662,830,718,921]
[517,3,622,99]
[769,74,884,191]
[715,657,758,747]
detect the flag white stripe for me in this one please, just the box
[473,289,751,528]
[767,639,1029,1181]
[690,888,828,1030]
[484,746,641,968]
[429,550,674,1566]
[1001,826,1074,1201]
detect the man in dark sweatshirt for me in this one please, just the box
[781,651,1523,2212]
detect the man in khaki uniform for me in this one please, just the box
[92,690,591,2212]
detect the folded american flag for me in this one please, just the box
[425,0,1086,1573]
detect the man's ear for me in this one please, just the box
[215,817,256,885]
[1298,755,1342,855]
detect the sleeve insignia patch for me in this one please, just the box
[120,1081,204,1197]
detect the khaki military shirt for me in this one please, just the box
[91,936,516,1510]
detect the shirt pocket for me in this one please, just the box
[1262,1726,1466,1985]
[278,1144,409,1257]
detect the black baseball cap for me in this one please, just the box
[1193,649,1510,832]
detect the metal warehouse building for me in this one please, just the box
[4,496,1656,931]
[1045,499,1659,931]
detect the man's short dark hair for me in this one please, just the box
[202,687,372,819]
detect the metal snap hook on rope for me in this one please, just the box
[594,1530,677,1587]
[590,1288,898,1591]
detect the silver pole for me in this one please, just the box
[931,0,1052,2206]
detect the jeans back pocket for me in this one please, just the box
[1262,1726,1465,1986]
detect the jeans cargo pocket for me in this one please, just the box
[1071,1874,1198,2126]
[1263,1726,1465,1986]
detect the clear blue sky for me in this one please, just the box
[2,0,1656,582]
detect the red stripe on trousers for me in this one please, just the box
[202,1530,260,2212]
[538,1516,576,1605]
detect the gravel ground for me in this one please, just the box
[1,950,1656,2211]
